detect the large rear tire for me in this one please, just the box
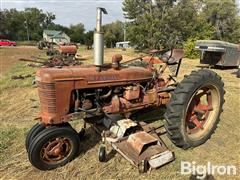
[165,69,224,149]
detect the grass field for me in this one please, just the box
[0,46,239,180]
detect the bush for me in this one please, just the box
[183,37,200,59]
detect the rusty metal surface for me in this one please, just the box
[36,64,154,124]
[19,55,81,68]
[40,136,72,164]
[110,119,138,138]
[127,131,158,155]
[36,65,153,83]
[123,86,140,100]
[170,49,184,64]
[158,92,170,105]
[103,92,158,114]
[58,45,77,55]
[112,54,123,69]
[142,56,163,64]
[112,54,123,63]
[36,65,171,124]
[112,130,173,167]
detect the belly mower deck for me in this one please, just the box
[96,119,175,172]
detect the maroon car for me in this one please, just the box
[0,39,16,46]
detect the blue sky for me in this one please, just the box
[0,0,124,30]
[1,0,240,31]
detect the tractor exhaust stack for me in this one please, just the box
[94,7,108,72]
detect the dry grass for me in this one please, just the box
[0,46,239,180]
[0,46,41,76]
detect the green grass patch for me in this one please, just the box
[0,62,36,93]
[0,128,18,153]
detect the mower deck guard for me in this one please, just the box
[111,130,174,170]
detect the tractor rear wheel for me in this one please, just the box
[165,69,224,149]
[28,126,80,170]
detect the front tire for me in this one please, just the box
[25,123,46,152]
[28,126,80,170]
[98,145,106,162]
[165,69,224,149]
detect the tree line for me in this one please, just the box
[123,0,240,57]
[0,7,124,48]
[0,8,87,44]
[0,0,239,57]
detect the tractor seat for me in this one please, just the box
[161,49,184,65]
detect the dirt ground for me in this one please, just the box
[0,46,239,180]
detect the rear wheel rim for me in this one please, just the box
[185,84,220,141]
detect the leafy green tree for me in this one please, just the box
[102,20,124,48]
[123,0,177,49]
[0,9,26,40]
[24,8,55,40]
[0,8,56,41]
[69,23,85,43]
[84,30,94,48]
[203,0,240,43]
[123,0,240,53]
[0,8,87,43]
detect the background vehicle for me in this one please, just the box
[195,40,240,78]
[0,39,16,46]
[38,30,70,50]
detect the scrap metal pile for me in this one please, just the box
[19,55,82,68]
[12,55,82,80]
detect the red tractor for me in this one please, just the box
[26,8,224,172]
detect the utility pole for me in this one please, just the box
[123,21,126,42]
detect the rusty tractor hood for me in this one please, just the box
[36,65,153,84]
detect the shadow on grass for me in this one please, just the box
[131,107,166,123]
[75,107,167,162]
[78,126,101,156]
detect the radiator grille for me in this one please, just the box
[37,82,56,113]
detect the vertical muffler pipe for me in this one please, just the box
[94,7,108,72]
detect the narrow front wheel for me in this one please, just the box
[25,123,45,152]
[28,126,80,170]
